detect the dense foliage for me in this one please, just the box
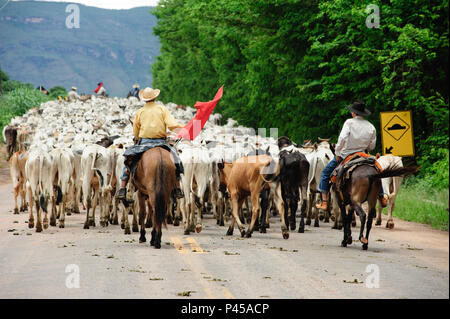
[0,70,52,141]
[151,0,449,188]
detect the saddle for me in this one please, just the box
[123,141,173,177]
[330,152,383,192]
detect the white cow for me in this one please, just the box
[376,155,404,229]
[25,147,54,232]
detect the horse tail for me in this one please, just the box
[154,149,167,227]
[372,165,419,179]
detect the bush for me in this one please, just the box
[1,79,34,93]
[0,87,51,141]
[48,86,68,99]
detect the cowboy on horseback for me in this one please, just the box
[116,87,185,200]
[315,101,388,210]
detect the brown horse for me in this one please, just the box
[132,147,176,249]
[334,164,418,250]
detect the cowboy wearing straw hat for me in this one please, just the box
[68,86,79,101]
[315,101,388,210]
[117,87,185,200]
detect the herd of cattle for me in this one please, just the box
[2,96,404,243]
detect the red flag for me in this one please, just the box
[176,85,223,140]
[94,82,103,93]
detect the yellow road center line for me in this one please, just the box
[171,237,188,254]
[223,288,235,299]
[186,237,205,254]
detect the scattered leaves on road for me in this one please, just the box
[224,251,240,255]
[343,279,364,284]
[177,291,195,297]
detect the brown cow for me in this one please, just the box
[218,155,288,239]
[3,125,18,161]
[9,151,28,214]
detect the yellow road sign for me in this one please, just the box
[380,110,414,157]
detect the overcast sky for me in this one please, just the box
[11,0,160,10]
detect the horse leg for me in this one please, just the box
[355,205,367,244]
[376,198,383,226]
[259,190,268,233]
[132,199,139,233]
[146,201,153,228]
[138,195,147,243]
[351,210,357,227]
[363,207,376,250]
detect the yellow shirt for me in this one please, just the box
[133,102,183,139]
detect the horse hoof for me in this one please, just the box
[173,220,180,227]
[226,229,233,236]
[362,243,368,250]
[298,227,304,233]
[43,222,49,229]
[13,208,19,214]
[314,220,319,227]
[184,230,190,235]
[111,219,118,225]
[50,219,56,227]
[282,231,289,240]
[83,223,89,230]
[36,223,42,233]
[245,231,252,238]
[386,221,394,229]
[132,225,139,233]
[67,212,71,216]
[139,237,146,243]
[360,237,368,244]
[260,228,266,234]
[290,223,296,231]
[154,243,161,249]
[375,220,382,226]
[341,241,347,247]
[324,218,329,223]
[120,223,125,229]
[124,227,131,235]
[305,219,311,226]
[319,215,324,221]
[240,229,246,238]
[220,220,225,226]
[351,221,356,227]
[89,220,95,227]
[59,223,65,228]
[196,225,202,233]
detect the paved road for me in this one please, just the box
[0,182,448,299]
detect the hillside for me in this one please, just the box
[0,1,160,96]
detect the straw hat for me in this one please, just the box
[139,87,160,102]
[72,86,77,91]
[133,83,140,89]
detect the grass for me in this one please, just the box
[392,184,449,231]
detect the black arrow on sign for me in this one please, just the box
[385,146,393,154]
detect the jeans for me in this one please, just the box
[318,157,339,193]
[318,156,385,197]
